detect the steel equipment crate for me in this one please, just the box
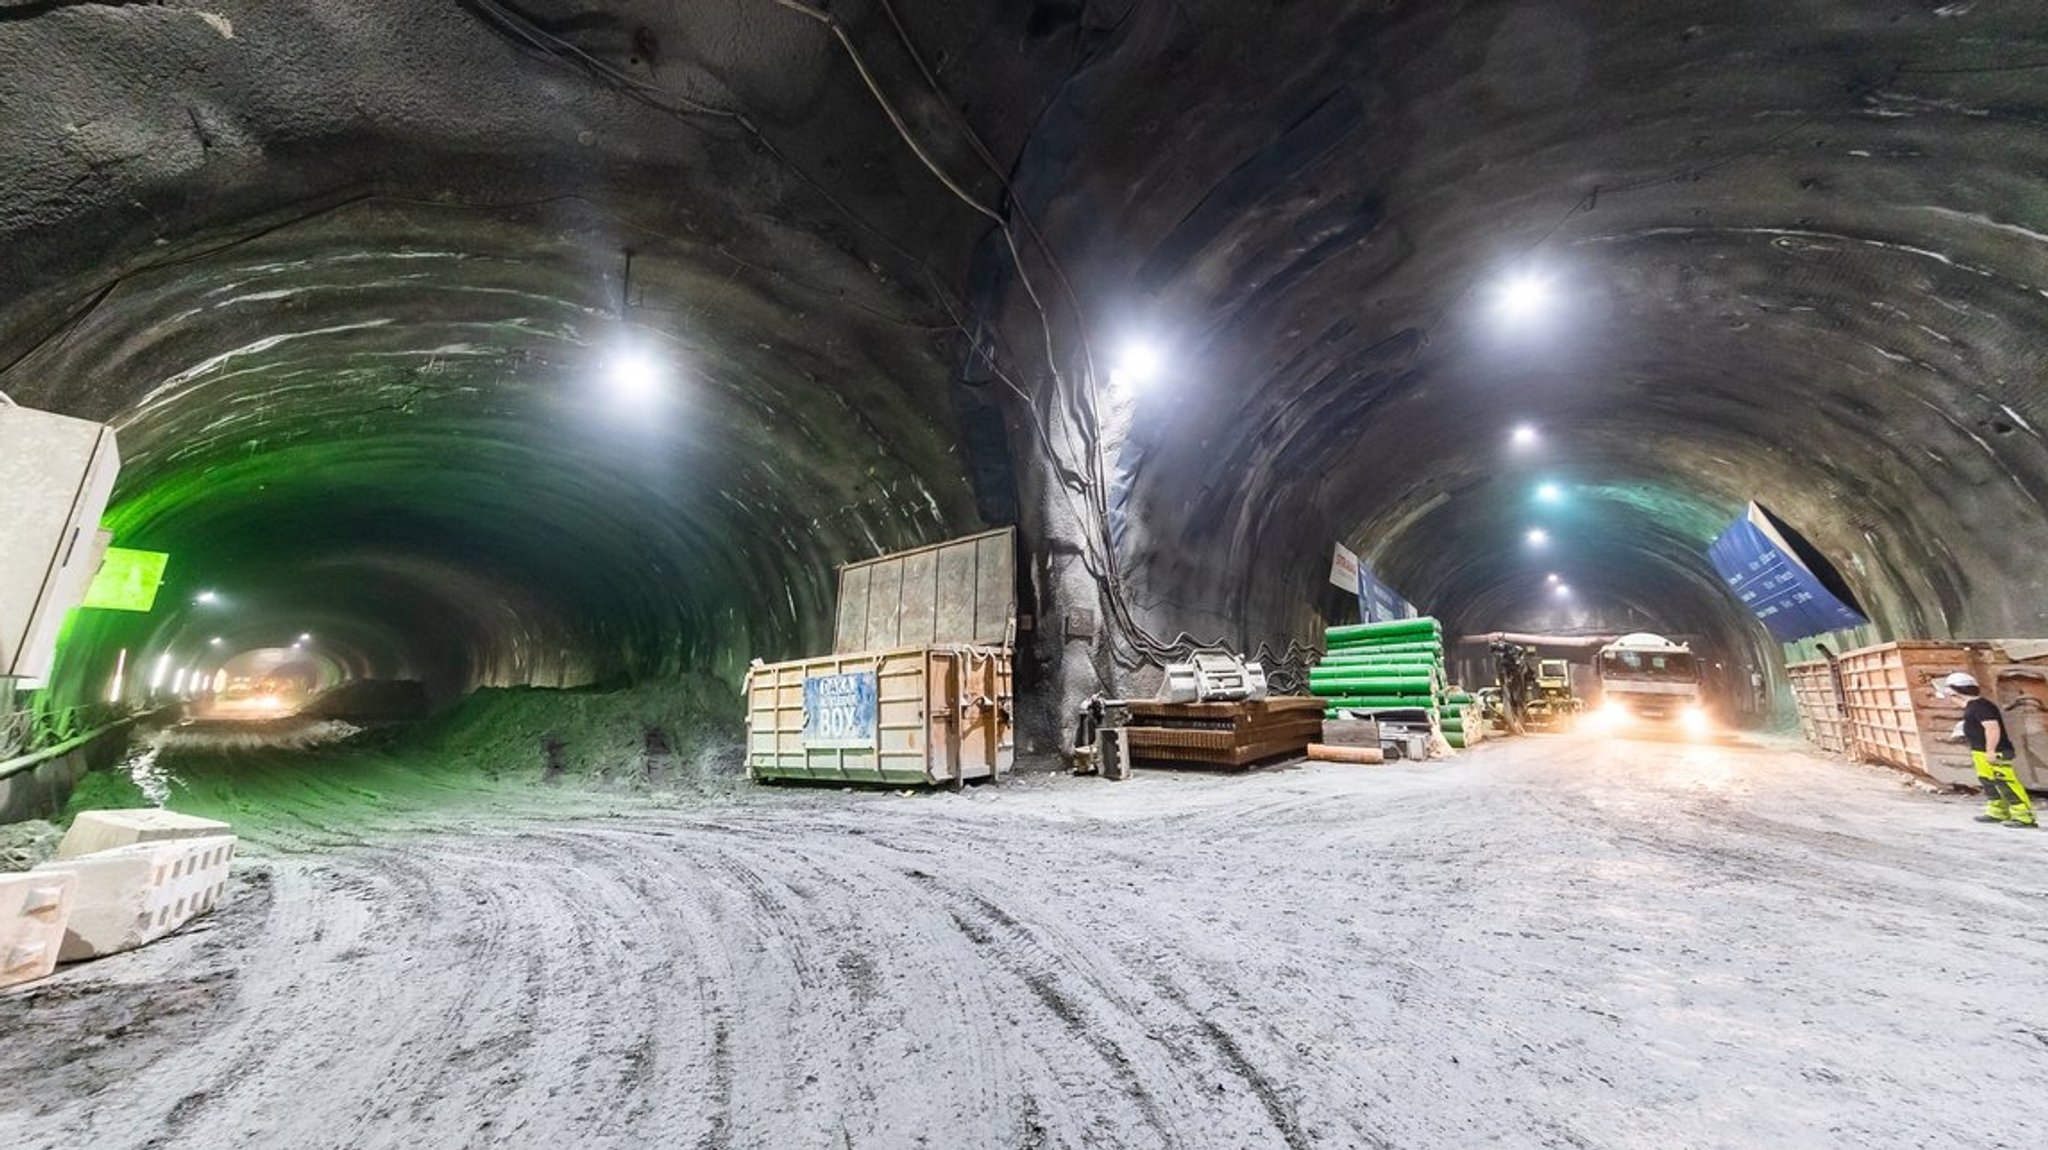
[745,529,1016,786]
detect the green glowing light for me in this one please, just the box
[78,547,171,613]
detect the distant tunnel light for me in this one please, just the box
[299,633,313,642]
[1526,528,1549,547]
[1511,424,1539,448]
[172,668,188,695]
[150,652,172,692]
[1554,583,1572,597]
[108,648,127,704]
[1546,572,1561,584]
[193,590,219,605]
[1536,482,1563,504]
[209,636,224,646]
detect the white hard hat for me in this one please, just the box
[1939,671,1979,693]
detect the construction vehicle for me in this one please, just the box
[1487,642,1584,734]
[1594,632,1708,734]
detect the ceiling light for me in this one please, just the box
[1526,528,1549,547]
[1511,424,1538,447]
[1110,340,1164,394]
[609,349,662,399]
[209,637,223,646]
[1555,583,1572,597]
[299,633,312,642]
[1536,482,1563,503]
[1546,573,1560,584]
[194,590,219,605]
[1497,271,1554,323]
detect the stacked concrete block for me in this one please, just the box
[1,870,78,991]
[36,834,235,962]
[56,808,231,860]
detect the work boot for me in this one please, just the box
[1980,803,2011,823]
[2005,819,2039,829]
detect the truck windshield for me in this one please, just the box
[1599,650,1698,682]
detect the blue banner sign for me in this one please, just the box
[803,671,878,749]
[1708,503,1867,642]
[1356,561,1417,624]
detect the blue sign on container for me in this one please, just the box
[803,671,878,749]
[1708,502,1867,642]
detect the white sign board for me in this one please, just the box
[1329,543,1361,592]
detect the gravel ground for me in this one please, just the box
[4,730,2045,1149]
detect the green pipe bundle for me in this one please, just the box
[1309,663,1439,681]
[1318,695,1438,711]
[1320,645,1443,661]
[1325,618,1441,645]
[1308,677,1436,696]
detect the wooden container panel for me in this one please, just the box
[1786,659,1848,753]
[1836,641,1979,785]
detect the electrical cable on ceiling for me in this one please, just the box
[766,0,1322,687]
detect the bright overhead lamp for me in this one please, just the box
[1109,339,1164,395]
[208,636,223,646]
[609,348,663,399]
[1554,583,1572,597]
[193,590,219,605]
[1496,271,1554,323]
[1546,573,1560,584]
[1536,482,1563,503]
[1526,528,1549,547]
[1511,424,1538,447]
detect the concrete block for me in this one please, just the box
[56,808,232,860]
[36,835,235,962]
[1,870,77,991]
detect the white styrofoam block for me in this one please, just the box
[56,808,233,860]
[35,835,235,962]
[1,870,78,991]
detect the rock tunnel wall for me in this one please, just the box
[3,1,2047,736]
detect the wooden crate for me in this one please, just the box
[1786,659,1848,753]
[1122,697,1323,769]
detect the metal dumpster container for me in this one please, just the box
[745,644,1013,786]
[746,528,1016,787]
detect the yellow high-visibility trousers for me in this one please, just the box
[1973,750,2037,826]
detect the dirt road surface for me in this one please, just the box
[6,731,2045,1148]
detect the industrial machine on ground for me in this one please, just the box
[1594,632,1708,734]
[1486,641,1583,734]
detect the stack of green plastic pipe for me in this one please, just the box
[1314,616,1448,731]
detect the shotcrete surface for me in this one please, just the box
[5,734,2045,1149]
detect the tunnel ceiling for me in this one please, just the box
[5,1,2048,704]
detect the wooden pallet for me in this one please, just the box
[1122,697,1323,769]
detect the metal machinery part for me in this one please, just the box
[1157,652,1270,704]
[1488,643,1583,735]
[1070,696,1133,776]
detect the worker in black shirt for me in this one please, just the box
[1939,672,2036,828]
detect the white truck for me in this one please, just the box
[1594,632,1708,734]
